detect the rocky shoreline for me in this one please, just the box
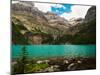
[12,57,96,74]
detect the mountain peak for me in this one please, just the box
[16,1,34,7]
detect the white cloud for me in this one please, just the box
[54,4,65,8]
[60,5,91,20]
[34,3,55,13]
[34,3,66,13]
[34,3,68,16]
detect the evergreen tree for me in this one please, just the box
[20,46,28,73]
[12,46,28,74]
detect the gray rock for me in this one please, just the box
[84,6,96,23]
[67,63,77,70]
[36,60,43,64]
[63,60,69,64]
[43,66,54,72]
[77,60,82,64]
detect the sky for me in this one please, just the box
[34,3,91,20]
[12,1,91,20]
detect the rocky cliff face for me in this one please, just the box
[12,1,96,44]
[84,6,96,23]
[12,1,71,44]
[67,6,96,44]
[45,12,71,31]
[80,6,96,33]
[13,3,55,34]
[69,18,84,26]
[12,1,70,34]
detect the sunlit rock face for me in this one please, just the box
[45,12,71,30]
[69,18,84,26]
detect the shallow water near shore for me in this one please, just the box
[12,45,96,59]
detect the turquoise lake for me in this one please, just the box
[12,45,96,58]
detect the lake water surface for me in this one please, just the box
[12,45,96,58]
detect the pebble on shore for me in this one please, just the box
[77,60,82,64]
[63,60,69,64]
[36,60,43,64]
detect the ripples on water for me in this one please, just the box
[12,45,96,58]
